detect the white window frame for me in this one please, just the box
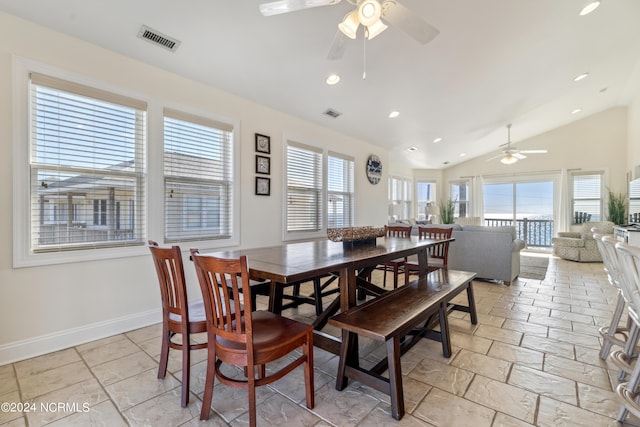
[388,176,412,222]
[327,151,355,229]
[449,180,471,218]
[570,170,605,224]
[12,59,240,267]
[415,180,437,221]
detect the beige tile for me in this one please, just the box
[45,400,126,427]
[0,390,23,425]
[474,324,523,346]
[125,323,163,343]
[465,375,537,423]
[19,361,93,400]
[76,334,127,352]
[527,314,573,331]
[487,307,530,322]
[79,338,140,367]
[508,365,577,405]
[234,392,323,426]
[0,364,17,395]
[577,383,621,419]
[520,334,575,359]
[408,359,474,397]
[24,378,108,427]
[413,388,495,427]
[492,412,535,427]
[487,341,544,370]
[536,396,618,426]
[501,319,548,337]
[122,388,200,427]
[548,328,601,350]
[550,309,595,326]
[105,368,181,411]
[359,403,434,426]
[14,348,80,378]
[451,349,511,382]
[91,351,158,386]
[450,330,493,354]
[306,382,380,426]
[543,354,611,389]
[510,303,551,317]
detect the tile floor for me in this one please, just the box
[2,253,640,426]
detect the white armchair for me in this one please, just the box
[552,221,615,262]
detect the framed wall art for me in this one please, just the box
[255,133,271,154]
[255,177,271,196]
[256,155,270,175]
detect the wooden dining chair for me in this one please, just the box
[148,240,207,407]
[404,227,453,284]
[373,225,413,288]
[191,250,314,427]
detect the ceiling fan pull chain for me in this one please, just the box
[363,29,367,79]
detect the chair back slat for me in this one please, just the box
[148,241,189,321]
[386,225,412,238]
[192,252,252,345]
[418,226,453,267]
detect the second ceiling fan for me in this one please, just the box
[259,0,439,59]
[487,124,548,165]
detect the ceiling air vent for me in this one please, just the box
[137,25,181,52]
[323,108,342,118]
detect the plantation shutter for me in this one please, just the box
[572,172,602,222]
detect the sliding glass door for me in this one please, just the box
[484,180,555,248]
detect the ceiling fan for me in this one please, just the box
[487,124,548,165]
[258,0,439,60]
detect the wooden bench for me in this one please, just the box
[328,269,477,420]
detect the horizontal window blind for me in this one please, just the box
[30,73,146,252]
[287,142,322,232]
[572,172,602,221]
[164,109,233,242]
[327,153,354,228]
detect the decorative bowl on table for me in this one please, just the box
[327,226,386,246]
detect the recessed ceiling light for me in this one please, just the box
[407,146,417,152]
[571,108,582,114]
[580,1,600,16]
[574,72,589,82]
[388,111,400,118]
[326,74,340,85]
[459,153,467,157]
[433,137,442,143]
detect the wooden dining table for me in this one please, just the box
[205,235,450,354]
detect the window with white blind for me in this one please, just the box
[327,152,355,228]
[388,176,412,221]
[286,141,323,233]
[163,109,234,242]
[572,172,603,222]
[416,181,436,221]
[29,73,146,252]
[450,180,470,218]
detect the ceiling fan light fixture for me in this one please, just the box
[358,0,382,26]
[338,10,359,39]
[501,154,518,165]
[580,1,600,16]
[366,19,388,39]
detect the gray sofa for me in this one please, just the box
[396,223,526,286]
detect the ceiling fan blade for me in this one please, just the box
[380,0,439,44]
[327,30,349,60]
[259,0,341,16]
[514,153,527,160]
[519,149,548,154]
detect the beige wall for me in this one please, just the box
[0,12,388,363]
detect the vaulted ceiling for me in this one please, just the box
[2,0,640,168]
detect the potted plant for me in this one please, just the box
[607,189,627,225]
[439,199,455,224]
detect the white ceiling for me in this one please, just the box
[2,0,640,169]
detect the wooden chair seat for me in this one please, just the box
[372,225,412,289]
[405,226,453,285]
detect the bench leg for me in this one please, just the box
[386,336,405,420]
[336,330,358,391]
[466,282,478,325]
[439,303,452,358]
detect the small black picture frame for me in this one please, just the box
[256,155,270,175]
[255,177,271,196]
[255,133,271,154]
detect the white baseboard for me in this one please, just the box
[0,309,162,366]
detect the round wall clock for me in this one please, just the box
[366,154,382,185]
